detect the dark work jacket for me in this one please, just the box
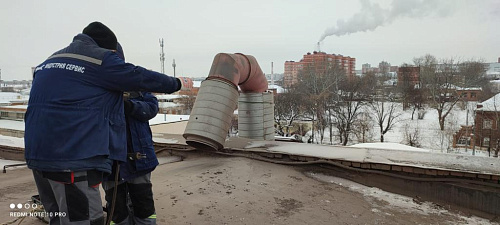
[120,92,159,180]
[25,34,180,173]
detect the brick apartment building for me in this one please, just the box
[397,67,420,88]
[284,51,356,87]
[453,93,500,151]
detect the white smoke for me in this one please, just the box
[319,0,454,42]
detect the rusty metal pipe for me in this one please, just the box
[208,53,268,93]
[183,53,268,150]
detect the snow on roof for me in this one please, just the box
[457,87,482,91]
[155,94,185,100]
[268,85,284,93]
[149,114,190,125]
[476,93,500,111]
[0,134,24,148]
[0,92,22,104]
[193,80,202,88]
[229,139,500,175]
[0,92,21,97]
[350,142,431,152]
[0,120,25,131]
[0,114,190,131]
[158,102,181,108]
[0,105,28,110]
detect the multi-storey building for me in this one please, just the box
[473,94,500,150]
[397,67,420,88]
[453,93,500,152]
[284,51,355,87]
[283,61,303,88]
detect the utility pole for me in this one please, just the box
[271,62,274,86]
[159,38,165,74]
[172,59,176,78]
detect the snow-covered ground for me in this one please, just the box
[350,142,430,152]
[302,102,494,157]
[149,114,190,125]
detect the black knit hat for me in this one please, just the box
[82,22,117,50]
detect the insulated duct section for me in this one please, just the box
[183,53,272,150]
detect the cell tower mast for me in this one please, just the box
[172,59,176,78]
[159,38,165,74]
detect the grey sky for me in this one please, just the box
[1,0,499,81]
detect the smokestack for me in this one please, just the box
[498,57,500,63]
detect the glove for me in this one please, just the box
[175,77,182,92]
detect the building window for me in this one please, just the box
[483,119,493,129]
[471,92,477,98]
[0,112,8,118]
[16,113,24,120]
[457,137,470,146]
[483,137,490,147]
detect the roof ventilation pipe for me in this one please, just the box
[183,53,269,150]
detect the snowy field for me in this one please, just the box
[302,102,495,157]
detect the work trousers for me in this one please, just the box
[32,169,105,225]
[102,173,156,225]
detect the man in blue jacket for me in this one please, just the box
[25,22,181,225]
[103,43,161,225]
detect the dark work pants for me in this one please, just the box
[32,169,105,225]
[102,173,156,225]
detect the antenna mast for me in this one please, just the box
[159,38,165,74]
[172,59,176,78]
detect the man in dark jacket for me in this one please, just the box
[103,43,161,225]
[25,22,181,225]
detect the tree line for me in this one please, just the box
[274,54,489,146]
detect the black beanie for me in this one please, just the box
[82,22,118,50]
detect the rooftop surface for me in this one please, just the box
[0,153,494,224]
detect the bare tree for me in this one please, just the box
[294,61,339,144]
[179,89,197,114]
[402,123,421,147]
[416,55,487,131]
[397,64,424,119]
[331,76,366,146]
[352,111,373,143]
[370,101,402,142]
[274,88,303,136]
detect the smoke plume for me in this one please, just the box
[319,0,453,42]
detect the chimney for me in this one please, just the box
[498,57,500,63]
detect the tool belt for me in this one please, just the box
[41,170,103,187]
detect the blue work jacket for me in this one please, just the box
[121,92,159,180]
[25,34,180,173]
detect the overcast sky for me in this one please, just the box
[1,0,499,81]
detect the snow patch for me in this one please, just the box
[308,172,497,224]
[350,142,431,152]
